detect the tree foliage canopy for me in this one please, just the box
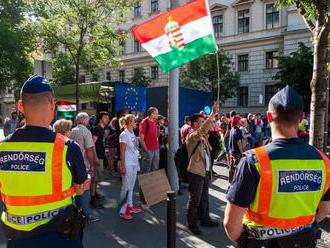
[273,42,313,112]
[29,0,137,83]
[180,50,240,103]
[0,0,35,92]
[130,67,151,87]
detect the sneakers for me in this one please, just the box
[120,213,133,220]
[130,205,142,214]
[120,206,133,220]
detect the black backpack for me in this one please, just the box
[174,141,201,183]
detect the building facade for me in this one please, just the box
[107,0,311,114]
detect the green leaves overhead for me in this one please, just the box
[180,50,240,103]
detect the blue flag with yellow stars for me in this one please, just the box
[115,82,147,112]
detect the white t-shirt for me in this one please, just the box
[119,129,139,167]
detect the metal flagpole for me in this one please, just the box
[167,68,180,192]
[215,51,221,103]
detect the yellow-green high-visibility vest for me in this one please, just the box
[244,146,330,230]
[0,134,75,231]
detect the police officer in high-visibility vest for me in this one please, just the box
[224,85,330,248]
[0,75,88,247]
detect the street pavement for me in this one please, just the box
[0,164,329,247]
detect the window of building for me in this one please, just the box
[79,75,86,83]
[134,38,142,53]
[134,3,142,17]
[151,0,159,13]
[238,9,249,34]
[119,70,125,82]
[265,85,279,104]
[151,66,159,80]
[119,40,126,55]
[238,54,249,72]
[106,71,111,81]
[81,103,87,110]
[91,74,98,81]
[169,0,179,9]
[266,3,279,29]
[212,15,223,38]
[237,86,248,107]
[265,51,279,69]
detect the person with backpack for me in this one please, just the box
[186,102,220,235]
[139,107,159,173]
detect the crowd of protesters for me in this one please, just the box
[0,105,310,233]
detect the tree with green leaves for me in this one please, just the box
[273,42,313,112]
[130,67,151,87]
[277,0,330,150]
[30,0,137,110]
[0,0,35,94]
[180,50,240,103]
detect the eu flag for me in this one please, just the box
[115,82,147,112]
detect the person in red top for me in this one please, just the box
[139,107,160,173]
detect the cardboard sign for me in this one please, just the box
[138,169,171,206]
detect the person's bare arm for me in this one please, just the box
[119,143,127,176]
[237,139,244,154]
[224,202,246,245]
[92,135,98,143]
[139,133,148,152]
[316,201,330,223]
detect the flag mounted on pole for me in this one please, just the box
[132,0,217,73]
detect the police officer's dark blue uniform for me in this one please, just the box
[2,75,87,248]
[224,86,330,248]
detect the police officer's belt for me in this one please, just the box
[6,207,67,225]
[245,224,312,240]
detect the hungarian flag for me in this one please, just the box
[132,0,217,73]
[57,100,77,118]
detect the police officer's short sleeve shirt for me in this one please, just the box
[4,126,87,184]
[226,138,330,208]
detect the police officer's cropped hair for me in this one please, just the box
[21,91,55,107]
[268,103,302,125]
[147,107,157,117]
[124,114,135,126]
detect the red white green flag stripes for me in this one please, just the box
[132,0,217,73]
[57,100,77,118]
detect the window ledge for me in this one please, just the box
[133,15,142,20]
[149,10,160,16]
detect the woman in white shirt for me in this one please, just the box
[118,114,141,220]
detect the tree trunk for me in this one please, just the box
[75,57,80,113]
[309,33,329,150]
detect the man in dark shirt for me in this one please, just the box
[224,86,330,247]
[228,115,244,183]
[91,111,109,207]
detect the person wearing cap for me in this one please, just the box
[224,86,330,247]
[0,75,88,247]
[228,115,244,183]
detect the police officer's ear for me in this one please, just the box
[266,111,273,123]
[49,96,56,112]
